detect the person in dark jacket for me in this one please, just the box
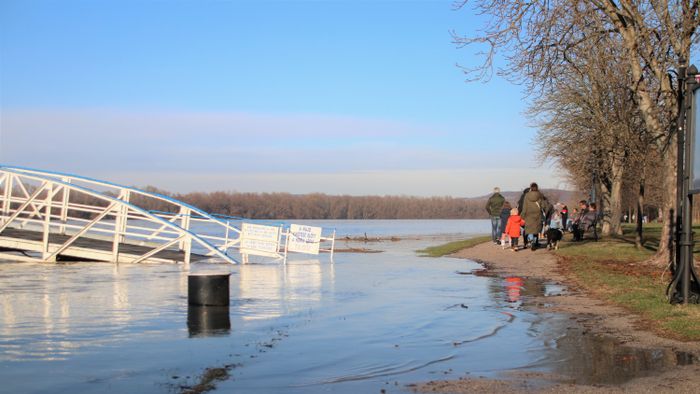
[572,200,589,241]
[517,187,530,247]
[498,201,512,243]
[517,187,530,214]
[521,183,549,251]
[560,204,569,230]
[485,187,505,243]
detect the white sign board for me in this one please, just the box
[287,224,322,255]
[240,223,280,257]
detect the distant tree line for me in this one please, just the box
[146,188,490,219]
[12,183,574,220]
[129,187,577,220]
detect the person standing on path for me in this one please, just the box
[499,201,512,243]
[504,208,525,251]
[517,187,531,247]
[521,182,549,251]
[485,187,505,244]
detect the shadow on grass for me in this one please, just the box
[553,224,700,341]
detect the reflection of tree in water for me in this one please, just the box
[553,330,679,385]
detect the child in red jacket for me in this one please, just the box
[504,208,525,251]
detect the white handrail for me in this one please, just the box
[0,167,238,264]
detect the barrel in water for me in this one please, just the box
[188,273,230,306]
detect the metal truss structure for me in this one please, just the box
[0,165,240,264]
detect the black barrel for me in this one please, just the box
[188,273,230,306]
[187,306,231,337]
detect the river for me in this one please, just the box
[0,219,683,393]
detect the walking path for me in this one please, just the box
[411,241,700,393]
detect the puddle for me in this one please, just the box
[550,329,694,385]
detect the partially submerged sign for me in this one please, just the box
[287,224,322,255]
[240,223,281,257]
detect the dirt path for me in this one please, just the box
[410,241,700,393]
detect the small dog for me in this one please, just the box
[545,228,563,250]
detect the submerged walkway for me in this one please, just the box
[416,239,700,393]
[451,241,565,281]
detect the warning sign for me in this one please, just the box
[240,223,280,257]
[287,224,322,255]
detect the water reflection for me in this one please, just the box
[489,276,551,307]
[552,329,692,384]
[2,235,692,392]
[0,263,185,362]
[234,259,333,321]
[187,306,231,337]
[504,277,524,303]
[495,276,693,385]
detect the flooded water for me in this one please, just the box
[0,220,691,393]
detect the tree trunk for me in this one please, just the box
[656,140,678,260]
[635,180,645,250]
[602,155,624,236]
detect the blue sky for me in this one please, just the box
[0,0,563,197]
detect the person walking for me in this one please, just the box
[498,201,512,244]
[517,187,530,247]
[521,182,549,251]
[485,187,505,244]
[504,208,525,251]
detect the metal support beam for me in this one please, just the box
[132,235,185,264]
[0,182,47,233]
[42,184,53,260]
[45,201,118,262]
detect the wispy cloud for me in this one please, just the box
[0,109,561,196]
[101,169,568,197]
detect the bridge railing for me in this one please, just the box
[0,166,239,264]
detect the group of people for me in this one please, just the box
[485,184,599,252]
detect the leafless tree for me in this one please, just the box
[453,0,699,261]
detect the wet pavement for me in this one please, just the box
[0,225,693,393]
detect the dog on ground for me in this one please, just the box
[545,228,563,250]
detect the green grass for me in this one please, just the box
[416,235,491,257]
[555,226,700,341]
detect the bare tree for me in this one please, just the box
[531,34,650,237]
[454,0,699,261]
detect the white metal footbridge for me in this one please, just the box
[0,165,243,264]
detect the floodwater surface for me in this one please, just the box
[0,220,690,393]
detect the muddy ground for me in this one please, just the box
[410,241,700,393]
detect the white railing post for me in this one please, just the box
[330,229,336,262]
[59,177,70,234]
[179,207,190,250]
[112,190,130,262]
[119,190,130,243]
[223,220,230,252]
[283,228,289,265]
[42,184,53,261]
[184,236,192,265]
[1,173,11,218]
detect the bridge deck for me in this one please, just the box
[0,228,209,263]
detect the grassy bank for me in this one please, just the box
[416,235,491,257]
[555,224,700,341]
